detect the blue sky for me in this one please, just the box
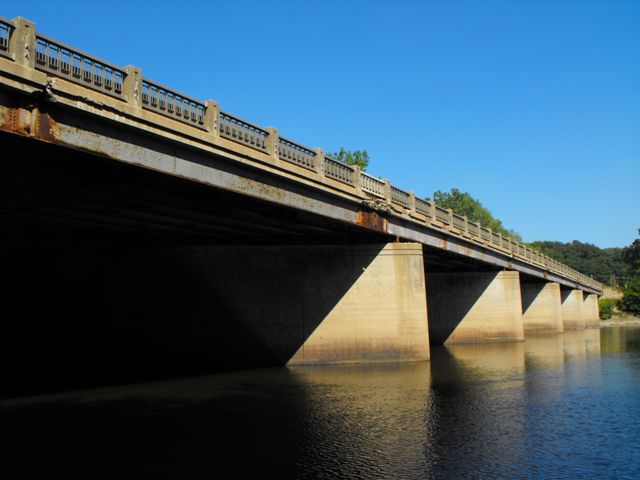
[6,0,639,247]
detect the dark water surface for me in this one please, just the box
[2,326,640,479]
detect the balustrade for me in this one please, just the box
[0,15,603,291]
[35,34,125,99]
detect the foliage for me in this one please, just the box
[329,148,369,170]
[619,233,640,315]
[619,276,640,316]
[528,240,628,286]
[623,238,640,272]
[598,298,618,320]
[429,188,522,241]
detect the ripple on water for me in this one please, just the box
[1,327,640,479]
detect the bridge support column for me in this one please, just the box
[2,243,429,396]
[426,271,524,344]
[560,288,585,330]
[288,243,429,365]
[583,293,600,328]
[521,281,564,334]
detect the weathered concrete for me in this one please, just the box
[583,293,600,328]
[1,242,430,396]
[426,271,524,344]
[289,243,429,365]
[521,281,564,334]
[561,289,585,330]
[0,15,604,296]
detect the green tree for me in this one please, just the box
[619,231,640,315]
[623,237,640,272]
[619,276,640,316]
[330,147,369,170]
[599,298,618,320]
[430,188,522,240]
[529,240,628,286]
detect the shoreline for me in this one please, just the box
[600,316,640,327]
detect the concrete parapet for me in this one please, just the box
[561,288,585,330]
[583,293,600,328]
[426,271,524,344]
[521,281,564,334]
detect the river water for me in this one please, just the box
[1,326,639,479]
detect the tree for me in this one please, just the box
[430,188,522,240]
[529,240,628,286]
[623,237,640,272]
[330,148,369,170]
[619,276,640,316]
[620,231,640,315]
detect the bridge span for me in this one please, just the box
[0,16,602,392]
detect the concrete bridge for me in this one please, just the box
[0,17,602,390]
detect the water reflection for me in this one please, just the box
[429,342,527,478]
[289,363,435,479]
[525,333,565,369]
[601,324,640,353]
[1,327,640,479]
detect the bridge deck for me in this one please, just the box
[0,15,602,295]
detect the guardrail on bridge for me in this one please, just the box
[0,15,603,292]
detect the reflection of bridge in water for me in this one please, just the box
[0,16,603,394]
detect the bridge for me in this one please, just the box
[0,17,602,390]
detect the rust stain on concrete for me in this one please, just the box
[356,210,387,232]
[37,112,58,142]
[0,105,29,136]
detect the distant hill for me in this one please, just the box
[529,240,628,286]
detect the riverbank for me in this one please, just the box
[600,315,640,327]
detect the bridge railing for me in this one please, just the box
[361,172,386,198]
[0,17,12,59]
[141,78,206,129]
[324,155,355,186]
[219,111,269,153]
[391,186,411,209]
[35,33,125,100]
[279,137,316,171]
[0,16,602,292]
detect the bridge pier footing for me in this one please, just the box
[521,281,564,334]
[561,288,585,330]
[426,271,524,345]
[583,293,600,328]
[288,243,429,365]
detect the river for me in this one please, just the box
[1,326,639,479]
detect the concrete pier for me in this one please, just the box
[583,293,600,328]
[426,271,524,344]
[521,281,564,334]
[2,242,430,397]
[289,243,430,365]
[561,289,585,330]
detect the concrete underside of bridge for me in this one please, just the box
[0,132,599,396]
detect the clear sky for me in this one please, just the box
[6,1,639,247]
